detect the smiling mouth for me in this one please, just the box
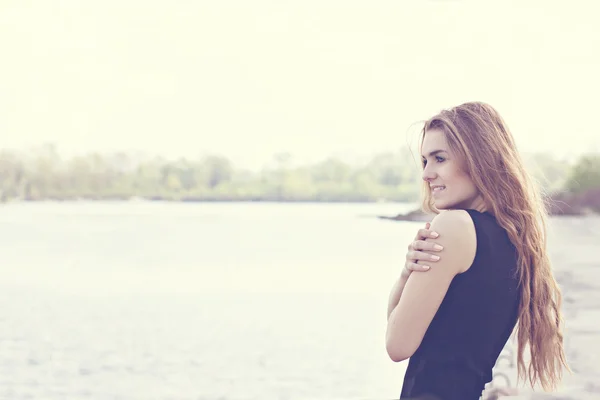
[432,186,446,192]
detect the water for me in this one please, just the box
[2,202,597,400]
[0,201,422,400]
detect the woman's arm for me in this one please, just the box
[387,271,410,321]
[385,210,477,362]
[387,223,443,321]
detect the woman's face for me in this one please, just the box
[421,129,484,211]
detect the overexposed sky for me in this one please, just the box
[1,0,599,169]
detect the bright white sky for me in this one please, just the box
[1,0,599,170]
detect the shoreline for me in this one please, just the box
[1,197,598,220]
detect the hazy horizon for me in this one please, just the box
[2,0,599,171]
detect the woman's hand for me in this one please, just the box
[402,222,444,278]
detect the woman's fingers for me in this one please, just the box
[409,240,444,252]
[405,261,431,272]
[408,250,441,262]
[415,228,439,241]
[404,222,440,274]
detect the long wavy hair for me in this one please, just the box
[418,102,569,391]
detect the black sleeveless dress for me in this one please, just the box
[399,209,521,400]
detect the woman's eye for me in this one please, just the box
[435,156,445,163]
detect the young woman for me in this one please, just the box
[385,102,569,399]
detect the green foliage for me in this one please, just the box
[564,154,600,194]
[522,152,571,194]
[0,147,423,202]
[0,146,596,203]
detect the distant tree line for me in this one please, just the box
[0,144,598,211]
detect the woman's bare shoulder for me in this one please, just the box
[429,210,477,273]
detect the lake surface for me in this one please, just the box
[0,202,598,399]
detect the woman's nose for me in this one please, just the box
[422,165,436,182]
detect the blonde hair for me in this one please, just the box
[419,102,569,391]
